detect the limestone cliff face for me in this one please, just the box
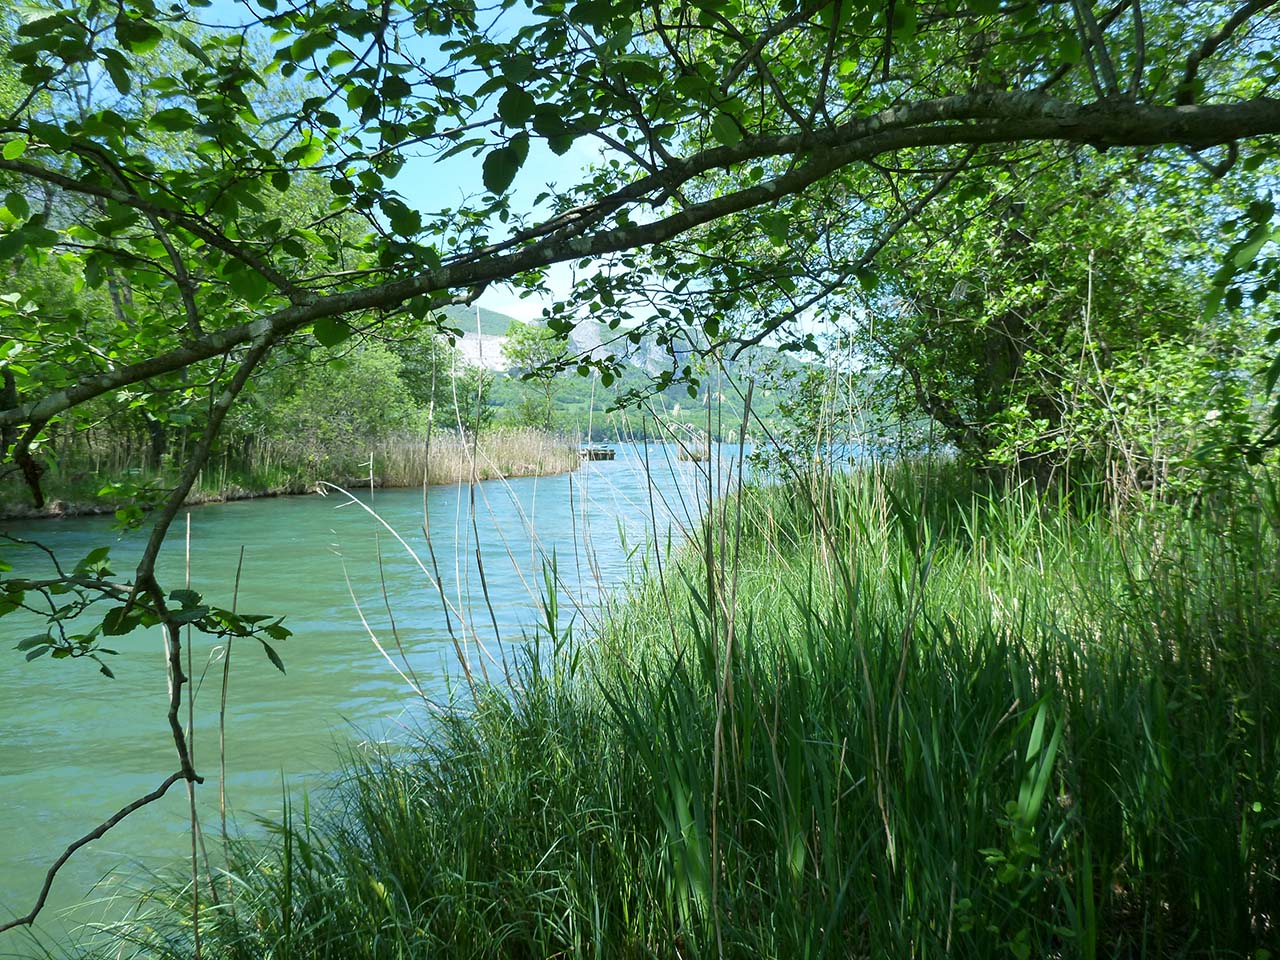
[455,331,509,371]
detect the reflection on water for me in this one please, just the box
[0,443,746,942]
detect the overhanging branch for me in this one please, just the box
[0,772,187,935]
[3,94,1279,435]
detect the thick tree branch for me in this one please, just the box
[3,94,1280,435]
[13,419,48,508]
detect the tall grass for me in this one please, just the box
[102,463,1279,958]
[367,429,579,487]
[0,429,578,517]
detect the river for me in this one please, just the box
[0,443,738,948]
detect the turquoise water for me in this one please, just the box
[0,444,738,949]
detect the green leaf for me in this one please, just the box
[1059,33,1083,65]
[531,105,566,138]
[710,113,742,146]
[2,138,28,161]
[16,14,65,37]
[1233,223,1273,267]
[381,75,412,102]
[1247,200,1275,223]
[498,87,537,127]
[115,17,163,53]
[760,211,789,244]
[223,262,271,301]
[15,634,48,651]
[0,231,27,262]
[264,622,292,641]
[482,145,523,194]
[100,49,132,95]
[102,606,141,636]
[289,31,330,62]
[260,640,286,674]
[1264,351,1280,396]
[74,545,112,575]
[892,0,918,37]
[83,546,110,565]
[169,588,202,607]
[381,198,422,237]
[149,109,198,133]
[284,133,325,168]
[171,605,210,624]
[5,192,29,220]
[314,317,353,347]
[547,134,575,156]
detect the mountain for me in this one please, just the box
[437,303,520,337]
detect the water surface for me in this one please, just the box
[0,443,740,947]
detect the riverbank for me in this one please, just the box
[0,428,579,521]
[90,462,1280,958]
[2,449,699,949]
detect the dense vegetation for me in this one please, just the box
[99,464,1279,958]
[3,0,1280,951]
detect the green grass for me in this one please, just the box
[98,463,1280,958]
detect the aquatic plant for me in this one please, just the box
[99,463,1280,958]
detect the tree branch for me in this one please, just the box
[0,772,187,935]
[1071,0,1121,96]
[726,148,975,358]
[4,94,1280,434]
[0,154,302,300]
[1178,0,1280,105]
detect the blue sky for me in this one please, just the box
[394,137,602,322]
[205,0,601,321]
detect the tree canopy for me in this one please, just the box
[3,0,1280,933]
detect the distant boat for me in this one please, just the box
[580,445,616,461]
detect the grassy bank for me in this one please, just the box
[0,429,579,520]
[101,464,1279,958]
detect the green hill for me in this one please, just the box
[438,303,520,337]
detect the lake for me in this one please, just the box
[0,443,743,947]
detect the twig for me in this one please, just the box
[185,514,202,960]
[1177,0,1279,104]
[220,544,245,910]
[0,773,186,934]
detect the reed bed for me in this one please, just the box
[0,430,578,518]
[366,429,579,487]
[98,463,1280,959]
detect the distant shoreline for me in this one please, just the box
[0,468,592,523]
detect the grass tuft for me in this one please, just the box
[98,463,1280,958]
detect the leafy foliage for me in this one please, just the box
[3,0,1280,933]
[502,320,571,429]
[854,154,1268,488]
